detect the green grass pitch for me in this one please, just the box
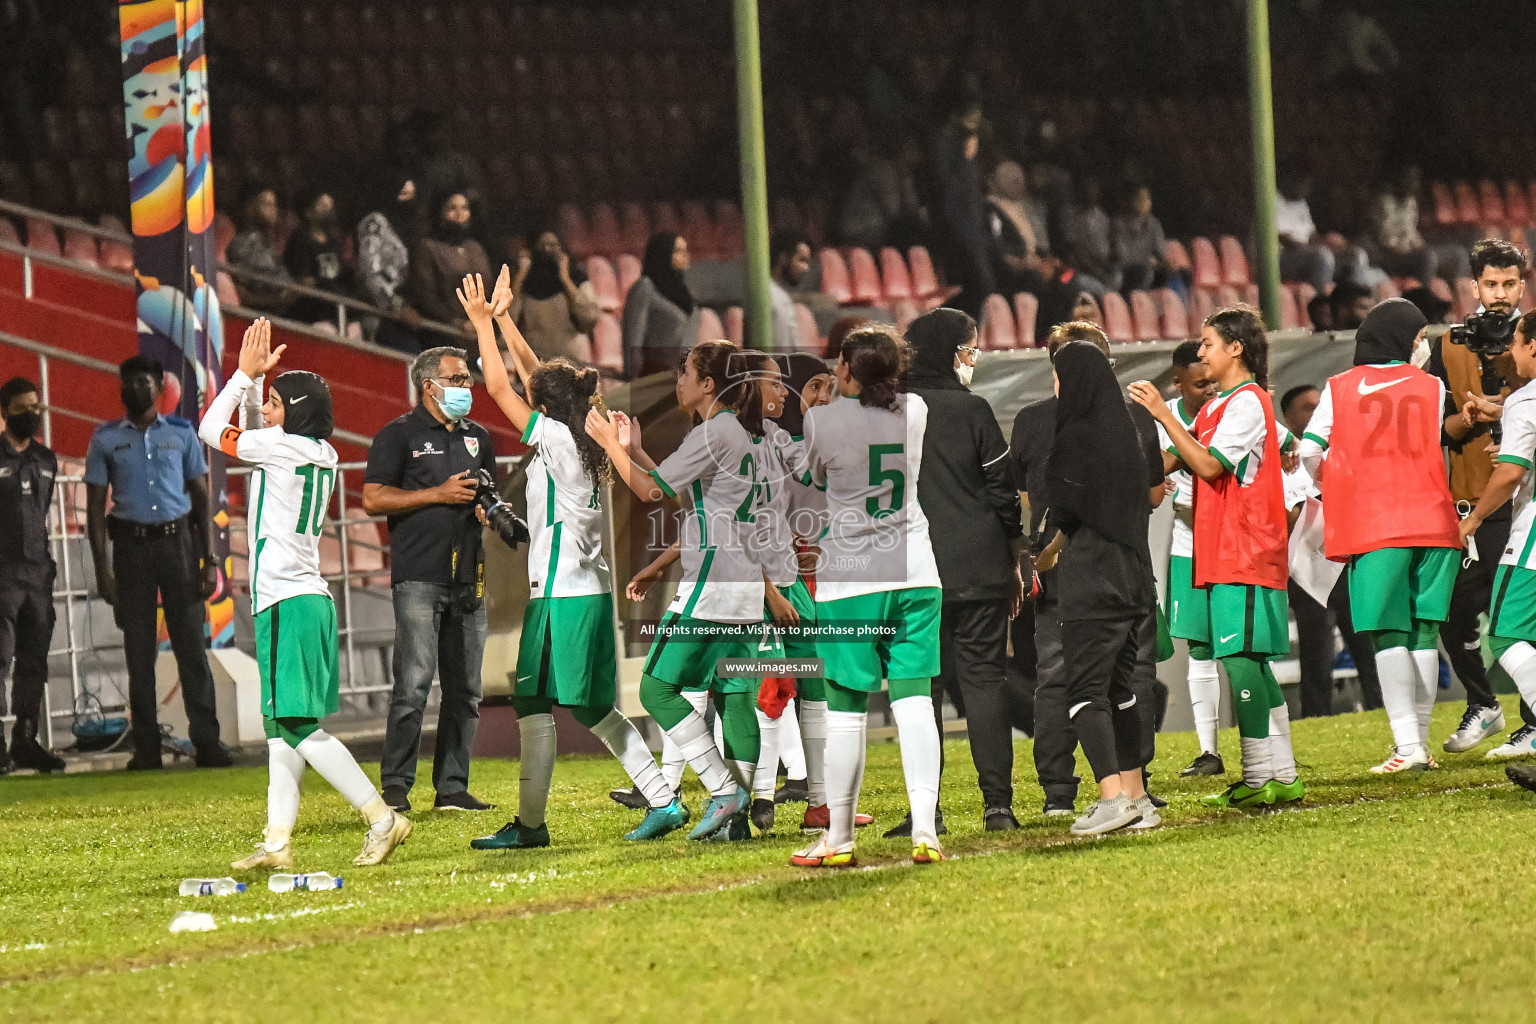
[3,699,1535,1023]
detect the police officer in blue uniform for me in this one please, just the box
[85,355,229,770]
[0,377,66,774]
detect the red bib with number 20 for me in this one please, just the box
[1320,364,1459,560]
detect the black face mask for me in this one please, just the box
[436,220,471,244]
[121,381,157,417]
[5,410,40,440]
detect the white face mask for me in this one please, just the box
[1411,336,1431,368]
[955,362,974,388]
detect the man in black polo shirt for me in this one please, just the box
[0,378,66,773]
[364,346,498,812]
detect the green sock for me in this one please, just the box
[712,691,762,763]
[640,672,695,731]
[1410,620,1439,652]
[1189,640,1215,661]
[888,677,931,702]
[1220,656,1273,740]
[827,681,870,713]
[512,695,555,719]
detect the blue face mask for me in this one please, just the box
[436,385,473,421]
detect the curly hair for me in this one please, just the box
[839,324,907,412]
[528,357,610,488]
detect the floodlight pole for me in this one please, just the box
[733,0,771,350]
[1247,0,1282,330]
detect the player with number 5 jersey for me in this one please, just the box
[199,319,411,873]
[1298,298,1461,774]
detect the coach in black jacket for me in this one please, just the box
[904,308,1027,832]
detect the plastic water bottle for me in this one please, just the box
[268,873,343,892]
[179,877,247,897]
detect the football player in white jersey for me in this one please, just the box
[199,319,410,870]
[450,272,678,850]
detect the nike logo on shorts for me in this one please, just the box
[1219,633,1239,644]
[1357,378,1409,396]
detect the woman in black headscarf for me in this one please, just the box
[622,232,702,378]
[357,166,424,353]
[505,227,601,362]
[1044,340,1157,837]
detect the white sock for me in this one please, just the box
[752,708,781,799]
[1268,702,1298,784]
[1497,642,1536,710]
[1188,658,1221,755]
[664,712,735,797]
[800,699,829,806]
[891,695,941,845]
[517,713,557,828]
[730,760,757,793]
[1374,647,1423,755]
[1239,735,1272,788]
[264,738,304,851]
[295,730,386,824]
[824,709,867,848]
[1411,648,1439,746]
[588,709,672,809]
[660,690,710,792]
[778,698,807,781]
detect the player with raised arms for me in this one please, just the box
[789,325,944,867]
[1130,306,1304,809]
[452,270,679,850]
[200,319,411,869]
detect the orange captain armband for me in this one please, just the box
[218,425,242,457]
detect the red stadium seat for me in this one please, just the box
[1430,182,1457,225]
[616,254,642,299]
[892,299,921,336]
[1164,240,1192,274]
[557,204,591,260]
[591,314,623,372]
[794,303,821,352]
[0,218,18,245]
[62,229,98,267]
[215,270,240,307]
[1219,236,1250,286]
[1453,181,1480,224]
[847,248,884,306]
[585,256,621,313]
[1243,283,1260,307]
[725,306,744,346]
[649,202,681,238]
[680,201,716,259]
[1454,277,1478,321]
[818,248,853,304]
[1189,287,1216,326]
[1479,180,1506,225]
[1101,292,1135,343]
[26,218,60,255]
[619,203,651,256]
[1504,181,1532,228]
[587,204,622,259]
[979,294,1017,350]
[1278,286,1301,330]
[1130,290,1161,341]
[908,246,940,300]
[1291,283,1317,329]
[1158,289,1188,340]
[1013,292,1039,348]
[879,247,913,301]
[1191,237,1220,289]
[698,307,725,344]
[1214,285,1244,309]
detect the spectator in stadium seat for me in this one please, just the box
[1113,186,1170,294]
[1034,252,1101,333]
[1276,163,1337,294]
[769,231,812,352]
[1363,166,1439,285]
[1060,176,1121,294]
[226,188,294,313]
[357,168,424,354]
[622,232,701,379]
[283,187,352,329]
[838,136,927,251]
[408,189,490,334]
[1330,281,1376,331]
[506,228,600,363]
[984,160,1047,297]
[929,100,994,318]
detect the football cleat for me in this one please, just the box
[232,843,294,871]
[1180,752,1226,777]
[1270,778,1306,804]
[801,803,874,831]
[773,778,809,805]
[1202,781,1270,808]
[789,837,857,868]
[608,785,650,810]
[624,796,690,841]
[912,840,946,864]
[470,818,551,850]
[353,811,413,866]
[688,787,751,841]
[1369,747,1430,774]
[750,798,776,832]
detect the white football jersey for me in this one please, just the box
[802,391,941,601]
[522,411,611,598]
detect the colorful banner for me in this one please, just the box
[119,0,233,646]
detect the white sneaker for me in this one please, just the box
[1486,724,1536,760]
[1443,706,1506,753]
[1369,746,1430,774]
[1127,795,1161,830]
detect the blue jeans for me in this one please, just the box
[380,582,487,796]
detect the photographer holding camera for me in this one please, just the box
[364,346,501,812]
[1425,239,1536,756]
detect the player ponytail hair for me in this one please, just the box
[839,325,906,412]
[731,350,778,437]
[1204,305,1269,391]
[681,340,745,422]
[528,357,610,488]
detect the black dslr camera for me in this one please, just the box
[1449,309,1517,358]
[475,468,530,550]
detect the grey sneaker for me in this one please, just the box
[1070,794,1142,836]
[1443,705,1505,753]
[1127,795,1162,830]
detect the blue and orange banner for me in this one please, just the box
[119,0,233,646]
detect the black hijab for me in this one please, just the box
[521,238,587,302]
[772,352,833,436]
[1353,296,1427,366]
[271,370,335,440]
[1046,341,1147,550]
[641,232,695,315]
[904,307,975,389]
[369,166,420,245]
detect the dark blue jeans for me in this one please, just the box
[380,582,487,796]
